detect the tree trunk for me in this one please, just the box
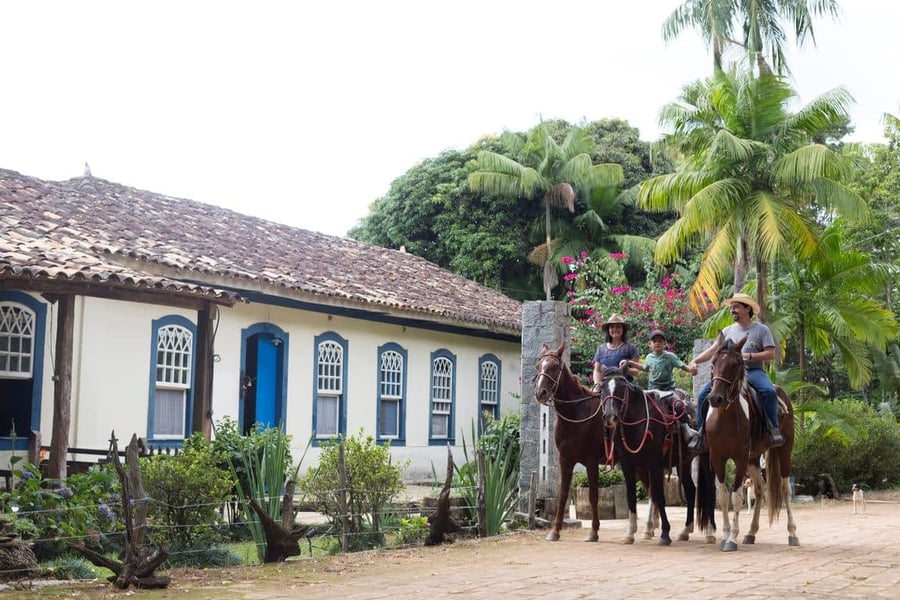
[425,445,461,546]
[192,303,215,438]
[47,294,74,480]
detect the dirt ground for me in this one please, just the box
[5,494,900,600]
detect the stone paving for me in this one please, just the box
[264,499,900,600]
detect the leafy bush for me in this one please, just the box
[793,399,900,493]
[141,433,235,549]
[299,428,408,550]
[573,467,625,489]
[163,545,244,569]
[38,555,98,580]
[395,516,429,546]
[454,416,520,537]
[0,461,123,561]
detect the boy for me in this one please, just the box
[625,329,698,442]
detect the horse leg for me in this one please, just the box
[720,464,745,552]
[780,476,799,546]
[643,500,657,540]
[649,468,672,546]
[584,461,600,542]
[620,465,638,544]
[678,458,696,541]
[547,458,574,541]
[743,464,764,544]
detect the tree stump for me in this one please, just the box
[425,445,462,546]
[248,487,310,563]
[70,431,170,589]
[0,518,38,581]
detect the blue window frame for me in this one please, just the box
[147,315,196,443]
[428,349,456,445]
[478,354,501,431]
[0,292,46,451]
[313,331,347,443]
[376,342,407,446]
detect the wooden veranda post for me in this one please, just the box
[47,294,74,480]
[192,302,216,438]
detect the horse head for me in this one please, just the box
[708,332,747,408]
[534,341,567,406]
[598,366,631,428]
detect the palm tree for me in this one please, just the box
[468,124,623,300]
[639,68,865,317]
[769,222,898,388]
[663,0,841,76]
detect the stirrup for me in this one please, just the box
[687,432,706,453]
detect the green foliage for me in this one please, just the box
[0,460,122,560]
[454,417,520,537]
[573,467,625,489]
[563,251,708,378]
[38,555,99,580]
[141,434,235,549]
[792,399,900,493]
[395,516,429,546]
[299,428,408,549]
[220,423,305,562]
[164,545,244,569]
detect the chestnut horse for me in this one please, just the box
[598,367,675,545]
[533,342,606,542]
[699,333,799,551]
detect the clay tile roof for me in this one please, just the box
[0,168,522,334]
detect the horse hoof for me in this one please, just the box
[545,532,560,542]
[621,537,635,545]
[642,532,654,540]
[658,536,672,546]
[678,532,690,542]
[743,534,756,545]
[584,533,599,542]
[720,540,738,552]
[789,536,800,546]
[705,536,717,544]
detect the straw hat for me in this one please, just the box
[723,293,761,315]
[600,313,630,332]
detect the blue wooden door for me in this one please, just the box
[255,337,278,428]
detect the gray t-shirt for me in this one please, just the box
[722,321,774,370]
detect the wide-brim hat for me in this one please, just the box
[600,313,630,332]
[723,293,761,315]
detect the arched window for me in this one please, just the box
[479,354,501,429]
[377,343,407,444]
[429,349,456,445]
[149,316,195,441]
[313,332,347,440]
[0,302,35,378]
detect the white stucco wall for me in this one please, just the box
[23,294,521,482]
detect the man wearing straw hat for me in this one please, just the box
[686,293,785,453]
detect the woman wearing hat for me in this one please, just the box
[591,313,641,389]
[686,293,785,453]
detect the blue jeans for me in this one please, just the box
[696,369,778,430]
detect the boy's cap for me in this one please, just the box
[649,329,666,340]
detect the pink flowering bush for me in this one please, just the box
[562,252,711,379]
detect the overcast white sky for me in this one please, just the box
[2,1,897,237]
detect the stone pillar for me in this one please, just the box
[691,338,715,399]
[518,300,570,514]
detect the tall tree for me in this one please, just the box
[663,0,840,76]
[468,124,623,300]
[769,222,898,388]
[639,68,865,317]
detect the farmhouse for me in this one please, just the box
[0,167,523,480]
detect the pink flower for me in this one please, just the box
[581,251,589,258]
[561,256,573,264]
[610,252,626,260]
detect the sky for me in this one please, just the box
[2,1,897,238]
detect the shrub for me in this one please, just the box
[38,555,98,580]
[0,461,123,561]
[141,434,235,549]
[454,416,520,537]
[792,399,900,493]
[299,428,408,550]
[573,467,625,489]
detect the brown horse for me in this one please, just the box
[598,367,675,545]
[533,342,606,542]
[701,333,799,551]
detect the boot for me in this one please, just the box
[681,422,698,443]
[768,425,785,448]
[687,425,706,453]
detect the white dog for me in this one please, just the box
[852,483,866,514]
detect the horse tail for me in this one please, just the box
[767,388,793,526]
[696,454,716,531]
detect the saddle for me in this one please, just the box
[743,386,788,439]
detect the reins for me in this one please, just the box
[534,354,602,423]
